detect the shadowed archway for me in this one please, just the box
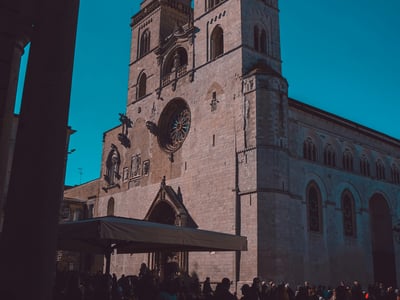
[144,178,197,280]
[369,194,396,286]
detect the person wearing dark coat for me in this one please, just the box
[203,277,214,300]
[213,278,237,300]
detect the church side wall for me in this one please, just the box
[287,103,400,286]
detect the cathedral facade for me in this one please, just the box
[65,0,400,287]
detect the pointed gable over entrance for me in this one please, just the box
[144,176,197,228]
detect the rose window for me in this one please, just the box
[158,99,191,152]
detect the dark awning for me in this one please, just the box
[57,216,247,254]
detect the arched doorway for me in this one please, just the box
[147,201,176,225]
[147,201,188,280]
[369,194,397,286]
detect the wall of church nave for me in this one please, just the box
[323,183,374,285]
[287,156,399,286]
[326,243,372,286]
[288,102,400,190]
[256,192,307,286]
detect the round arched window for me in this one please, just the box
[158,98,191,152]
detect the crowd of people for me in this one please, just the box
[53,264,399,300]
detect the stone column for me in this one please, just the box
[0,1,30,231]
[0,0,79,299]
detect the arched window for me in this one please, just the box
[303,137,317,161]
[323,144,336,167]
[105,145,120,185]
[210,26,224,60]
[260,29,267,53]
[360,155,370,176]
[342,149,353,171]
[254,26,259,51]
[342,191,356,237]
[139,29,151,58]
[163,47,188,76]
[376,159,386,180]
[107,198,115,216]
[307,182,322,233]
[391,164,400,184]
[207,0,222,10]
[254,26,268,54]
[137,73,147,99]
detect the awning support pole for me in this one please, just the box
[105,246,112,274]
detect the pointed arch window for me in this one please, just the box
[105,145,121,185]
[260,29,267,53]
[303,137,317,162]
[107,198,115,216]
[323,144,336,167]
[360,155,370,176]
[210,25,224,60]
[391,164,400,184]
[342,149,354,171]
[307,182,322,233]
[376,159,386,180]
[139,29,151,58]
[253,26,268,54]
[254,26,259,51]
[137,73,147,99]
[342,191,356,237]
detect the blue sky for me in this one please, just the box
[16,0,400,186]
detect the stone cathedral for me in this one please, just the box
[64,0,400,287]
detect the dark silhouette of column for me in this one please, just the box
[0,0,30,230]
[0,0,79,299]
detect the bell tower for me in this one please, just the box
[128,0,192,106]
[241,0,282,74]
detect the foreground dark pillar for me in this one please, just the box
[0,1,29,230]
[0,0,79,299]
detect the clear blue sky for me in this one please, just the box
[17,0,400,186]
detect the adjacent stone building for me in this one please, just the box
[66,0,400,287]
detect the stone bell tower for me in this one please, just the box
[128,0,192,107]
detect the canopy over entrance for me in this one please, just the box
[57,216,247,254]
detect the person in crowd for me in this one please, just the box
[352,281,364,300]
[157,278,179,300]
[265,280,278,300]
[285,283,295,300]
[249,277,263,300]
[203,277,214,300]
[308,285,319,300]
[139,263,149,278]
[387,286,397,300]
[335,284,348,300]
[241,284,252,300]
[295,285,309,300]
[213,277,237,300]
